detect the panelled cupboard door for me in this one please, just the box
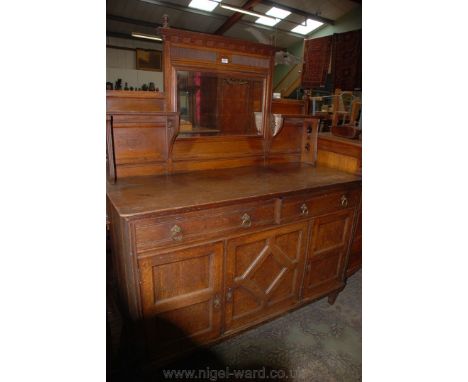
[138,242,223,357]
[225,222,308,332]
[302,209,354,300]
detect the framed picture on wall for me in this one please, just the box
[136,49,162,71]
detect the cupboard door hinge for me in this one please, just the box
[137,267,142,285]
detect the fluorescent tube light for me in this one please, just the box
[188,0,220,12]
[131,32,162,41]
[291,19,323,35]
[255,16,280,26]
[220,4,276,22]
[265,7,291,19]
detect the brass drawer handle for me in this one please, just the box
[340,195,348,208]
[241,213,252,228]
[300,203,309,216]
[170,224,183,241]
[213,294,221,310]
[226,287,233,302]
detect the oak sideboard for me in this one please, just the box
[106,27,362,365]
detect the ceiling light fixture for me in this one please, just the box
[255,16,280,27]
[220,4,276,22]
[131,32,162,41]
[291,19,323,35]
[265,7,291,20]
[188,0,221,12]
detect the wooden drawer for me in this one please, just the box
[135,200,277,254]
[281,188,360,223]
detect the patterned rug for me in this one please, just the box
[332,30,362,91]
[301,35,333,89]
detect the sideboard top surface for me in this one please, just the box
[107,163,361,218]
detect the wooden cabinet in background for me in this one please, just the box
[317,132,362,175]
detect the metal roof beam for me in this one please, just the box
[214,0,263,35]
[107,13,162,29]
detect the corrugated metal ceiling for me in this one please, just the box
[107,0,360,48]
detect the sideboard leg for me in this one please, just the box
[328,291,340,305]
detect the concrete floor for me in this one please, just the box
[113,270,362,381]
[208,270,362,381]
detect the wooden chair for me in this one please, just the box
[331,99,361,139]
[331,89,361,126]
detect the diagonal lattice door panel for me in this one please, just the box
[225,223,307,332]
[236,238,297,304]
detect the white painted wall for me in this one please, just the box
[106,37,164,90]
